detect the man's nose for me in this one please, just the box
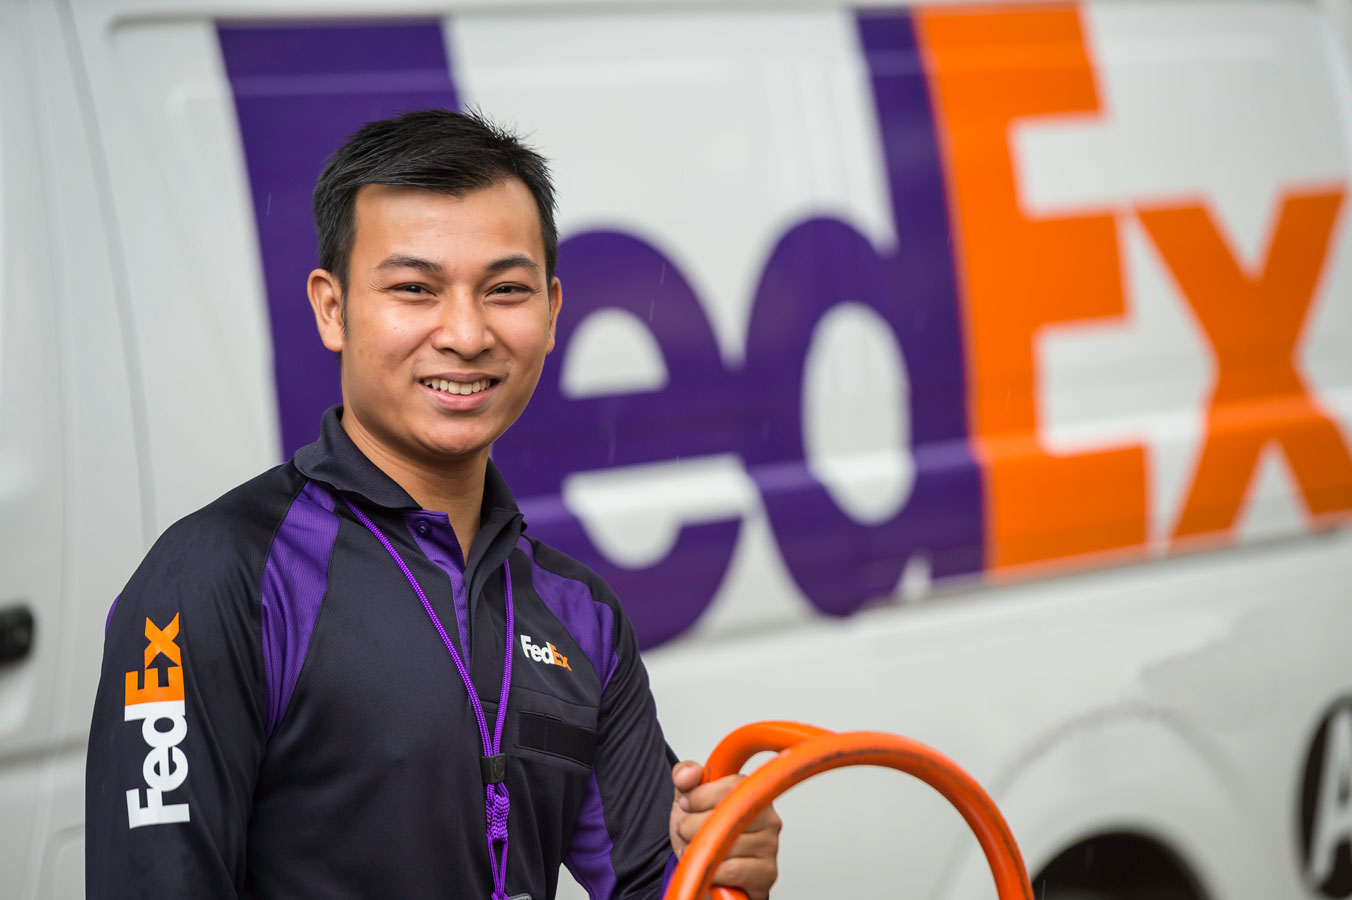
[433,292,494,359]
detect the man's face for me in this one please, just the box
[309,179,560,467]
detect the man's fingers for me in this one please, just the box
[673,807,699,845]
[671,759,705,795]
[725,827,780,861]
[671,792,781,900]
[747,803,782,835]
[674,806,781,850]
[677,773,743,812]
[712,855,776,883]
[711,856,778,900]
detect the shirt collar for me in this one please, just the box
[293,406,521,519]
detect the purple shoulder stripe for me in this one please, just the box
[105,594,120,633]
[260,480,339,738]
[517,537,618,689]
[565,771,618,899]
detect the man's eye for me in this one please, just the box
[491,284,529,297]
[396,283,429,295]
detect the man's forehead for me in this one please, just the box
[350,179,546,267]
[351,180,533,222]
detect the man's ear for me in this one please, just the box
[308,268,345,353]
[545,275,563,355]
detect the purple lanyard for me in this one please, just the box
[344,499,515,900]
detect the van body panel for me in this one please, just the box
[68,7,281,534]
[6,0,1350,897]
[1,0,71,890]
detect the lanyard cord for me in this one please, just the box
[344,499,515,900]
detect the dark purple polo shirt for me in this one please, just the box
[87,407,676,899]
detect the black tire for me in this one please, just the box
[1039,884,1197,900]
[1034,833,1204,900]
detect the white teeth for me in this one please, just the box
[424,378,491,396]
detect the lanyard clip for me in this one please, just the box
[480,753,508,784]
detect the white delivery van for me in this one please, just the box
[3,0,1352,897]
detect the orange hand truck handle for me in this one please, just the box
[666,721,1034,900]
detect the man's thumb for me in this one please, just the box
[672,760,704,791]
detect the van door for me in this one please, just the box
[0,0,67,889]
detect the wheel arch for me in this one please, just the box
[1033,829,1210,900]
[936,706,1282,900]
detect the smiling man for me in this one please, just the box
[86,110,779,900]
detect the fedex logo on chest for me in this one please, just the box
[520,634,571,671]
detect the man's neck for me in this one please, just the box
[340,411,486,561]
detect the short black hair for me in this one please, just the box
[312,108,558,290]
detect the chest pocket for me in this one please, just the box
[510,686,598,771]
[518,711,597,768]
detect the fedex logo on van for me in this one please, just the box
[220,4,1352,649]
[123,614,190,828]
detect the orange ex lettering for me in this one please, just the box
[1138,188,1352,541]
[123,614,190,828]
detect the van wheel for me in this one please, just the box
[1034,832,1206,900]
[1041,892,1193,900]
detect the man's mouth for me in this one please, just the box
[421,378,496,396]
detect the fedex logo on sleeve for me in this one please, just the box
[123,614,190,828]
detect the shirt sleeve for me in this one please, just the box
[85,515,266,899]
[566,599,677,900]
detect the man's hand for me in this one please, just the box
[669,760,781,900]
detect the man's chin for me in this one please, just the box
[412,428,497,464]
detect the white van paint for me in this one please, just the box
[3,1,1352,898]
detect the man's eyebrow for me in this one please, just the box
[484,254,542,276]
[375,254,443,275]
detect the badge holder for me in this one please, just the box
[664,721,1036,900]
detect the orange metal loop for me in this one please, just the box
[666,721,1034,900]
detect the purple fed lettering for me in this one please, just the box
[737,12,984,615]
